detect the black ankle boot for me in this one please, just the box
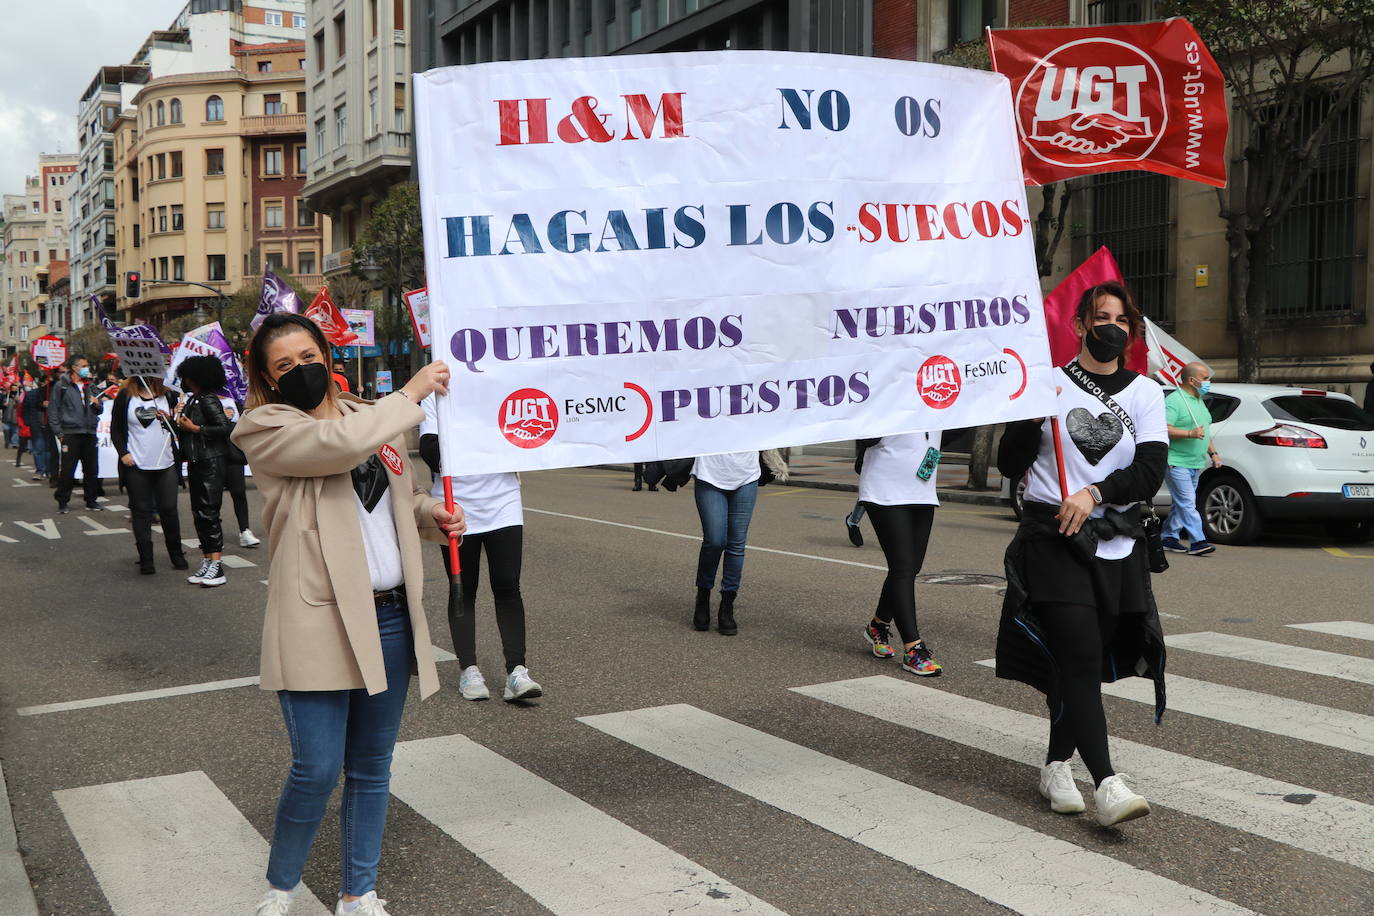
[717,591,738,635]
[693,587,711,631]
[137,542,156,575]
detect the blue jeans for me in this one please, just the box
[2,421,14,448]
[694,480,758,592]
[1163,465,1204,542]
[28,431,50,477]
[266,597,413,896]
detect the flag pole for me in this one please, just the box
[441,475,463,596]
[1049,416,1069,503]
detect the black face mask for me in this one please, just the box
[277,362,330,411]
[1085,323,1129,364]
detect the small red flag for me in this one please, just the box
[304,285,359,347]
[988,18,1228,188]
[1042,246,1147,373]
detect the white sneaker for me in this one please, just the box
[458,665,490,701]
[187,557,212,584]
[1093,774,1150,826]
[255,888,293,915]
[336,891,391,915]
[1038,761,1085,814]
[503,665,543,701]
[240,528,261,548]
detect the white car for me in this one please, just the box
[1003,383,1374,544]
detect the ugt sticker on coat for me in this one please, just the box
[414,51,1055,475]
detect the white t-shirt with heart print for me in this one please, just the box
[1023,366,1167,560]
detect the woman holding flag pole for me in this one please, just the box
[995,280,1169,828]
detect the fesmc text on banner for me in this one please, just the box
[987,18,1228,188]
[413,51,1056,474]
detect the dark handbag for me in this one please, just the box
[1141,501,1170,573]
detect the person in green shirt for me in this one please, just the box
[1162,361,1222,555]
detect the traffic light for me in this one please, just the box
[125,270,141,299]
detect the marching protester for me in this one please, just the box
[234,313,462,916]
[15,382,48,477]
[48,356,105,513]
[175,356,232,587]
[219,395,262,548]
[1162,361,1220,556]
[419,395,542,702]
[631,462,657,492]
[2,383,17,449]
[995,281,1168,828]
[856,432,944,676]
[671,450,787,635]
[111,376,187,574]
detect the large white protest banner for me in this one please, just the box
[414,51,1055,474]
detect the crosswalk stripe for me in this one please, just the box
[53,771,330,915]
[793,676,1374,874]
[390,734,784,915]
[218,554,257,569]
[1169,632,1374,686]
[1286,620,1374,642]
[972,660,1374,759]
[580,704,1253,916]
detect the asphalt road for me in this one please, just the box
[1,454,1373,915]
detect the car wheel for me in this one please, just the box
[1199,473,1262,545]
[1009,474,1026,520]
[1325,518,1374,543]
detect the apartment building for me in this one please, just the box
[1,157,77,360]
[113,42,326,325]
[302,0,414,279]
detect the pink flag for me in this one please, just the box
[1041,246,1147,373]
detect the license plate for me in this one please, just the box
[1344,484,1374,498]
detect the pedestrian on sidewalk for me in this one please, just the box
[175,356,232,588]
[419,395,541,703]
[679,450,787,634]
[994,281,1167,828]
[856,432,944,677]
[48,356,105,513]
[218,395,262,548]
[111,376,187,575]
[1162,361,1220,556]
[235,313,463,916]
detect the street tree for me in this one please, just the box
[353,182,425,378]
[1159,0,1374,381]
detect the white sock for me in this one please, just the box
[339,899,361,913]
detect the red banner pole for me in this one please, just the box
[441,475,462,578]
[1049,417,1070,503]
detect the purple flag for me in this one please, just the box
[251,269,301,330]
[205,326,249,404]
[95,295,118,331]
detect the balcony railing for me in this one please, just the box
[242,113,306,136]
[244,273,324,291]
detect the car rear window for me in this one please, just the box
[1264,395,1374,430]
[1203,393,1241,422]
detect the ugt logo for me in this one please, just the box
[917,356,961,410]
[1015,38,1166,166]
[499,388,559,449]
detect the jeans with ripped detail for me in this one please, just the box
[265,596,413,897]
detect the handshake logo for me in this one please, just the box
[1016,39,1166,166]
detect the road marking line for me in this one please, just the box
[78,516,130,536]
[1169,631,1374,687]
[1322,547,1374,559]
[1287,621,1374,642]
[391,735,784,915]
[527,508,888,572]
[54,771,331,916]
[581,703,1251,915]
[972,660,1374,758]
[14,519,59,540]
[217,554,256,568]
[181,538,200,549]
[10,478,38,487]
[0,523,18,544]
[794,675,1374,874]
[18,646,456,716]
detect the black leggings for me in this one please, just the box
[224,462,250,532]
[125,465,183,557]
[439,525,526,672]
[864,503,935,644]
[1038,601,1118,786]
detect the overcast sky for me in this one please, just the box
[0,0,186,196]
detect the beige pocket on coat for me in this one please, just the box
[298,528,335,606]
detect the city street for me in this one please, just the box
[2,455,1373,915]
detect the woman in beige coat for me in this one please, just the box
[234,313,464,916]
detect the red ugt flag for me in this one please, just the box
[304,285,360,347]
[988,18,1228,188]
[1042,246,1147,374]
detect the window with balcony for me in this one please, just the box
[298,250,316,274]
[265,93,283,115]
[170,98,182,124]
[170,151,182,178]
[266,251,285,271]
[296,198,315,226]
[296,91,306,113]
[173,256,184,281]
[264,201,284,228]
[159,257,169,281]
[264,148,283,175]
[208,205,225,230]
[206,148,225,176]
[206,95,224,121]
[171,205,183,231]
[207,254,226,281]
